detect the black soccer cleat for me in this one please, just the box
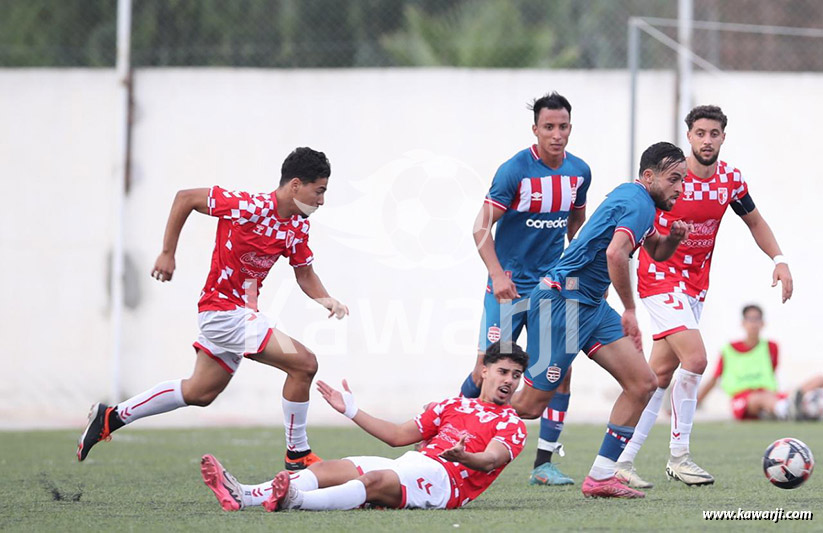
[76,403,115,462]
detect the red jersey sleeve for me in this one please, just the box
[713,356,724,379]
[490,411,527,462]
[769,341,779,371]
[288,222,314,267]
[414,398,457,440]
[207,186,271,221]
[728,166,749,202]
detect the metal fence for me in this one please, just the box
[1,0,821,70]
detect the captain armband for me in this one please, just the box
[730,193,756,216]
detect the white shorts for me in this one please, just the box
[345,451,451,509]
[193,308,274,374]
[641,293,703,340]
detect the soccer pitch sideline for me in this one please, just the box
[1,422,820,532]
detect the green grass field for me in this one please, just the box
[1,421,820,532]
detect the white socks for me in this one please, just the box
[588,455,616,480]
[241,469,319,508]
[670,368,702,457]
[295,479,367,511]
[115,379,186,424]
[282,398,311,452]
[618,387,666,464]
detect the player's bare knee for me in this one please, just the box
[629,372,658,403]
[514,399,544,419]
[655,367,675,389]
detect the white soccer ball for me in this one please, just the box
[763,438,814,489]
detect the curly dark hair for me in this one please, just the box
[280,147,331,186]
[483,341,529,370]
[685,105,728,131]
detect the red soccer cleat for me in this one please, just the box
[581,475,645,499]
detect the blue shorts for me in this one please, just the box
[477,291,530,351]
[524,287,624,391]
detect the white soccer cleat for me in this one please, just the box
[665,454,715,486]
[615,461,654,489]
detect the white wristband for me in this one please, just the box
[773,255,788,266]
[342,390,359,419]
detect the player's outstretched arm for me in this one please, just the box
[294,265,349,319]
[606,232,642,351]
[316,380,422,447]
[642,220,692,262]
[152,188,210,282]
[740,209,793,303]
[567,207,586,242]
[473,202,519,302]
[439,436,511,473]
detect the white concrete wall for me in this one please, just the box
[1,68,819,429]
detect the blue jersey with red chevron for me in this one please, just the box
[485,145,591,293]
[543,182,656,305]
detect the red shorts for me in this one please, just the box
[730,389,788,420]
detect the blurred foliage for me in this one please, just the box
[0,0,821,70]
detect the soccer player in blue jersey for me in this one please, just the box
[460,92,590,485]
[511,142,693,498]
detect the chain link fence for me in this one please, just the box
[1,0,821,70]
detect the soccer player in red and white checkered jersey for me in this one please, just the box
[615,106,793,488]
[77,147,348,471]
[199,342,528,512]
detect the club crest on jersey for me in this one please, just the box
[718,187,728,205]
[546,365,561,383]
[487,326,501,343]
[285,229,296,248]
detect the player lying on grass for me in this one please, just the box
[200,341,528,511]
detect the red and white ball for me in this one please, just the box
[763,438,814,489]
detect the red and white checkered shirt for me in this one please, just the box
[638,161,748,300]
[415,397,526,508]
[198,186,313,312]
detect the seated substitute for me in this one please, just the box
[697,304,823,420]
[201,341,528,511]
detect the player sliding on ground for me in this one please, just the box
[200,341,528,511]
[77,147,348,471]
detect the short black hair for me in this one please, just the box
[280,147,331,186]
[638,142,685,178]
[484,341,529,371]
[528,91,572,124]
[685,105,728,131]
[742,304,763,319]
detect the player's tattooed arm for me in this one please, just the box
[439,436,510,472]
[294,265,349,319]
[316,380,423,446]
[152,188,210,282]
[473,202,520,301]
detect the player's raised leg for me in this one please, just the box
[77,350,229,461]
[582,336,657,498]
[246,326,320,470]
